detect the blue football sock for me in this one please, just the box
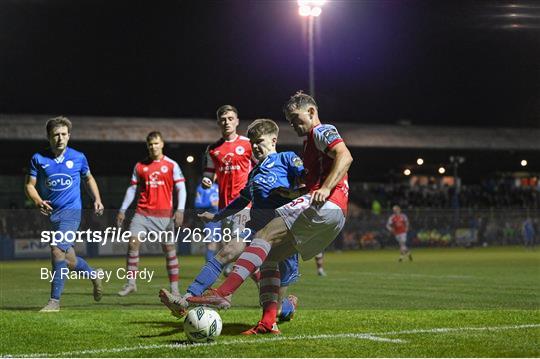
[279,296,295,321]
[74,256,95,276]
[187,257,224,296]
[51,260,68,300]
[205,249,215,263]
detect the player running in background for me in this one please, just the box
[314,252,326,276]
[161,119,301,330]
[24,116,105,312]
[187,91,353,334]
[116,131,186,296]
[161,105,254,306]
[386,205,412,262]
[194,182,220,262]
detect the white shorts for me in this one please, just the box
[129,213,175,244]
[395,233,407,245]
[276,194,345,261]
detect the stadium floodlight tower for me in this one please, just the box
[298,0,326,98]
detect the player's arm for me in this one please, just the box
[174,181,187,227]
[117,184,136,227]
[312,142,353,205]
[24,175,52,216]
[84,173,104,215]
[198,187,250,223]
[172,161,187,227]
[201,146,216,188]
[386,217,393,232]
[403,215,409,232]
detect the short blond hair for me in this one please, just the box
[247,119,279,140]
[46,116,72,137]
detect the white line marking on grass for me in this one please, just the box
[356,272,475,279]
[383,323,540,336]
[6,323,539,358]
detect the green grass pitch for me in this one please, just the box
[1,246,539,357]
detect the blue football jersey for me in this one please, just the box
[246,151,304,230]
[28,147,90,221]
[195,183,219,214]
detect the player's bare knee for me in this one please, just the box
[162,244,175,253]
[216,242,243,263]
[51,247,66,262]
[128,237,140,250]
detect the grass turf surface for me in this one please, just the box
[1,246,539,357]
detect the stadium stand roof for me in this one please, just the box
[1,114,538,150]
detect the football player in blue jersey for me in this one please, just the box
[160,119,302,332]
[194,182,220,262]
[24,116,105,312]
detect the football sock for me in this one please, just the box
[165,248,179,293]
[205,249,215,263]
[126,249,139,285]
[51,260,67,300]
[217,238,271,297]
[259,261,280,327]
[187,257,224,296]
[280,296,294,318]
[73,256,95,276]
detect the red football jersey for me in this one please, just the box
[303,124,349,213]
[203,135,252,209]
[131,156,185,217]
[387,213,409,235]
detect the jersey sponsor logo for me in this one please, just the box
[235,146,245,155]
[218,152,241,173]
[147,171,165,188]
[266,161,275,168]
[161,165,168,173]
[41,164,50,169]
[46,173,73,191]
[65,160,74,169]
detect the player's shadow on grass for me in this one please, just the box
[133,320,253,338]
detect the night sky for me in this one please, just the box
[1,0,539,127]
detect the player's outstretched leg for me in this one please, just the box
[187,217,295,309]
[69,250,104,301]
[187,238,272,308]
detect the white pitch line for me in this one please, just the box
[5,323,540,358]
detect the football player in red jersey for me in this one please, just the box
[187,92,354,334]
[159,105,257,315]
[116,131,187,297]
[386,205,412,262]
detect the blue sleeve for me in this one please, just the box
[213,187,250,221]
[29,154,39,178]
[194,186,205,209]
[80,153,90,177]
[286,152,305,179]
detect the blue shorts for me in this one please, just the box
[50,219,81,252]
[279,253,300,286]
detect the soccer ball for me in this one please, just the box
[183,306,223,343]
